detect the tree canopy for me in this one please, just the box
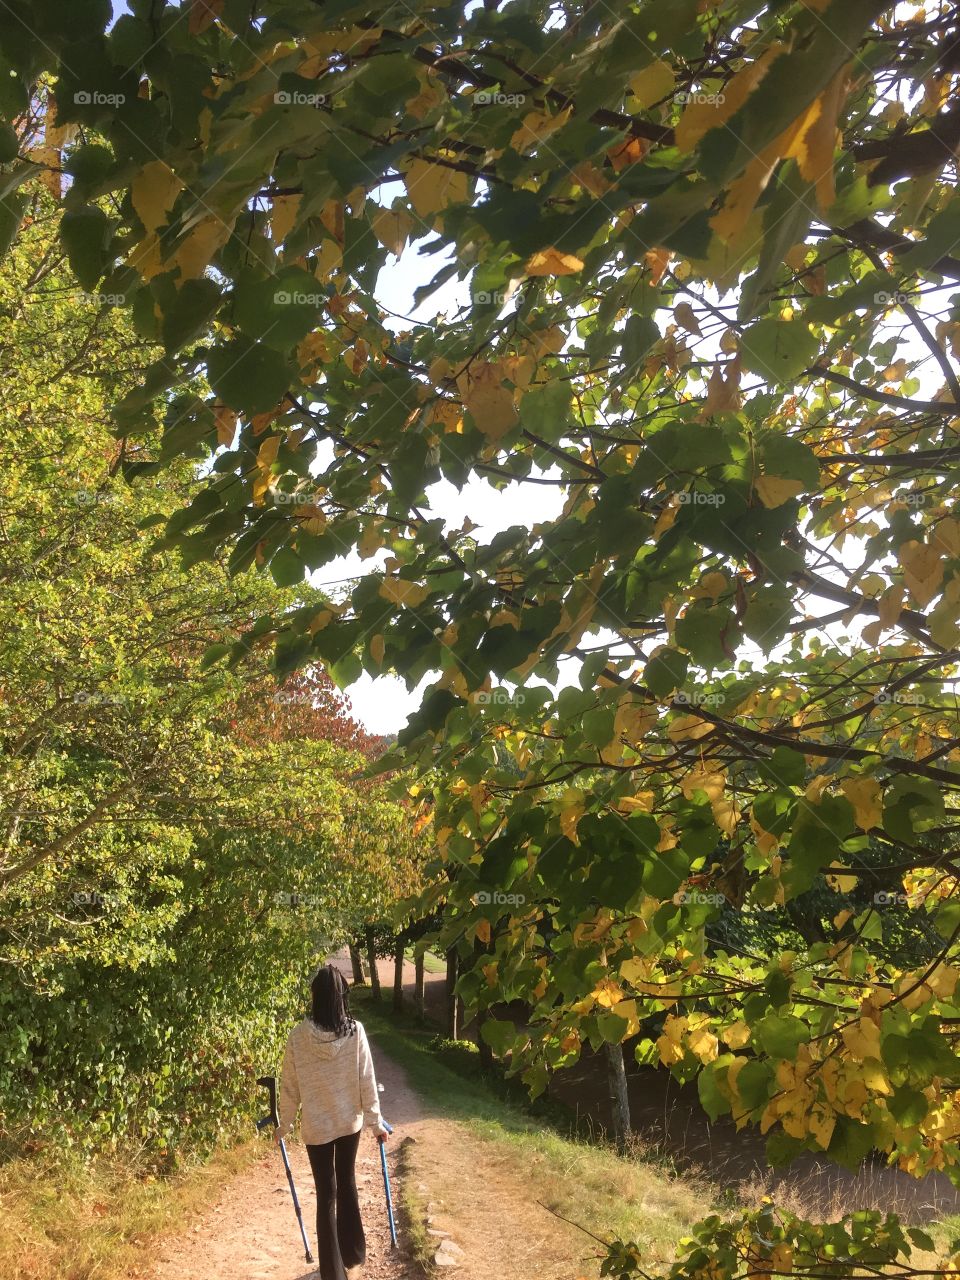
[6,0,960,1272]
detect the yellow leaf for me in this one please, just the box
[754,474,805,509]
[842,1017,881,1062]
[174,215,230,280]
[688,1024,719,1063]
[126,232,164,281]
[783,65,849,208]
[840,777,881,832]
[667,714,715,742]
[525,248,584,277]
[559,787,585,844]
[510,105,571,154]
[214,404,237,446]
[270,194,301,246]
[405,158,469,218]
[928,963,958,999]
[673,301,701,336]
[456,361,519,440]
[370,206,413,257]
[592,978,624,1008]
[628,60,675,109]
[722,1021,751,1049]
[316,237,343,278]
[379,577,430,608]
[808,1105,836,1149]
[899,539,944,607]
[826,864,858,893]
[614,696,658,746]
[675,46,783,152]
[131,160,183,234]
[294,503,326,535]
[369,634,385,666]
[474,918,491,944]
[701,362,741,417]
[611,999,641,1037]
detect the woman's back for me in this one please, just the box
[279,1016,382,1146]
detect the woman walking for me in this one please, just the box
[277,963,389,1280]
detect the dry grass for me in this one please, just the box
[0,1141,259,1280]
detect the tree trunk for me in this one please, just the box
[473,936,493,1068]
[605,1041,632,1154]
[365,926,381,1001]
[414,952,425,1019]
[393,937,404,1012]
[348,941,365,984]
[475,1007,493,1070]
[445,947,459,1038]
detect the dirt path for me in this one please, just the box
[139,1030,594,1280]
[144,1050,422,1280]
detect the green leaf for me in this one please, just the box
[161,278,221,352]
[233,267,324,349]
[60,205,110,291]
[740,319,819,382]
[269,546,305,587]
[752,1013,807,1060]
[206,339,293,415]
[826,1117,875,1170]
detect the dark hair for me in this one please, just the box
[310,964,356,1037]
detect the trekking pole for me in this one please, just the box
[256,1074,314,1264]
[377,1119,398,1248]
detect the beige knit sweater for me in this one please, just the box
[278,1018,383,1145]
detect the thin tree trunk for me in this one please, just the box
[414,952,425,1019]
[393,937,404,1012]
[474,936,493,1068]
[365,926,381,1001]
[445,947,459,1038]
[605,1041,632,1154]
[348,941,365,984]
[475,1008,493,1069]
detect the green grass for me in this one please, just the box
[404,947,445,974]
[0,1141,261,1280]
[356,989,710,1263]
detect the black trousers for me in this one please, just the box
[305,1129,365,1280]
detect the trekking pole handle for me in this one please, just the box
[378,1119,394,1142]
[256,1074,280,1131]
